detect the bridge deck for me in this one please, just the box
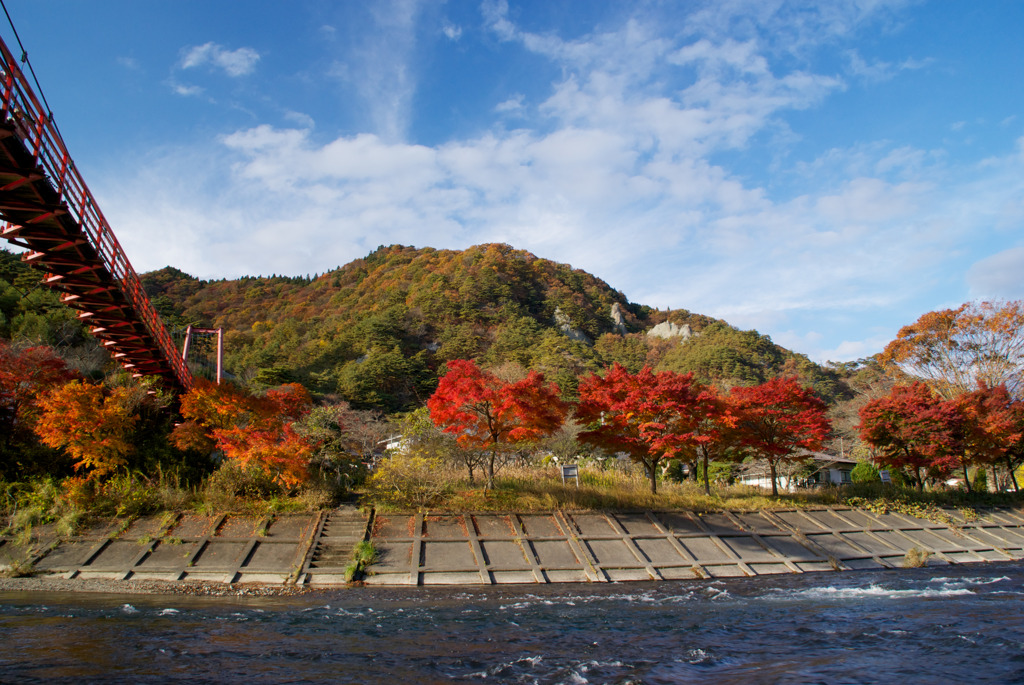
[0,34,190,389]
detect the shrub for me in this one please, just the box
[972,468,988,493]
[850,461,880,484]
[200,462,283,513]
[695,460,737,486]
[365,453,451,510]
[345,540,378,582]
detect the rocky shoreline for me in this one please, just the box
[0,574,328,597]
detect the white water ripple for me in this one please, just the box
[775,584,974,600]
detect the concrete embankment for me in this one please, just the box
[3,506,1024,588]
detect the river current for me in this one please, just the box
[3,561,1024,684]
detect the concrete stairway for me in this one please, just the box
[303,505,371,581]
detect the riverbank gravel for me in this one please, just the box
[0,574,330,597]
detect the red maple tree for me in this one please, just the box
[688,387,738,496]
[576,364,725,494]
[958,383,1024,491]
[427,359,567,489]
[730,377,831,496]
[0,341,78,464]
[858,381,962,490]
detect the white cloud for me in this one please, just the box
[442,23,462,41]
[180,42,260,77]
[816,335,895,364]
[117,56,141,71]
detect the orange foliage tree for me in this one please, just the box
[33,380,137,479]
[881,300,1024,399]
[576,364,727,494]
[172,380,315,488]
[427,359,567,489]
[730,377,832,496]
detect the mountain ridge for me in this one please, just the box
[137,243,849,411]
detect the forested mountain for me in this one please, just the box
[139,243,851,410]
[3,244,853,413]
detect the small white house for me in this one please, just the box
[737,451,858,491]
[380,434,407,453]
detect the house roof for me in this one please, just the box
[737,451,859,477]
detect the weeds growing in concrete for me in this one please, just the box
[345,540,378,582]
[902,547,932,568]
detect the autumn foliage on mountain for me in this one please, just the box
[135,243,848,411]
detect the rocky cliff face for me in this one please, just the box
[610,303,628,335]
[554,307,592,344]
[647,321,694,341]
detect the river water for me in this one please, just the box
[3,562,1024,684]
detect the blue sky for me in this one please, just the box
[3,1,1023,363]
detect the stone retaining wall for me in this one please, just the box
[3,506,1024,587]
[363,507,1024,585]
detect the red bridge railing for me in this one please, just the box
[0,34,192,390]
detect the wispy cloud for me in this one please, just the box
[180,42,260,77]
[495,94,525,115]
[968,247,1024,299]
[171,83,203,97]
[845,50,931,84]
[329,0,423,142]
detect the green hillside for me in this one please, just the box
[137,243,850,410]
[2,243,850,412]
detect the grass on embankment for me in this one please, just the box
[360,463,1024,523]
[5,463,1023,552]
[0,465,338,547]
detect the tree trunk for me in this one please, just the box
[991,465,999,493]
[646,459,658,494]
[701,447,711,496]
[1008,457,1020,492]
[963,463,972,493]
[916,466,924,491]
[769,458,779,497]
[485,449,496,490]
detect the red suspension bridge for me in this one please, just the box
[0,31,195,392]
